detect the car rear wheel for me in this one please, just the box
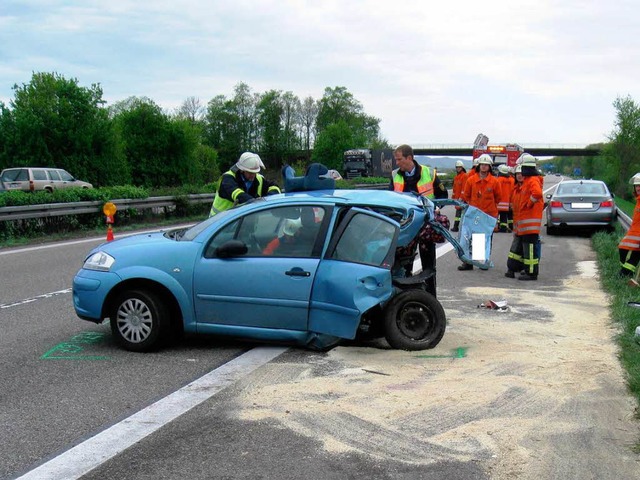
[383,290,446,350]
[546,225,557,235]
[110,289,169,352]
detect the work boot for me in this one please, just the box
[518,273,538,281]
[504,271,515,278]
[457,263,473,271]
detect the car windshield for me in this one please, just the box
[556,183,606,195]
[180,209,235,241]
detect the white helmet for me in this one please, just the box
[517,153,537,167]
[477,154,493,166]
[497,164,510,174]
[455,160,464,168]
[514,164,523,174]
[630,173,640,185]
[236,152,262,173]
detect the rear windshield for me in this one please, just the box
[556,183,606,195]
[1,169,28,181]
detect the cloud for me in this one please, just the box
[0,0,638,145]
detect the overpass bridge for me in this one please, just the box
[411,144,601,157]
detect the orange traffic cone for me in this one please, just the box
[106,225,114,242]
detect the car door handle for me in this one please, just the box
[285,269,310,277]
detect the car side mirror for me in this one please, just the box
[216,239,248,258]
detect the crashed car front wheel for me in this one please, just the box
[383,290,446,350]
[110,289,169,352]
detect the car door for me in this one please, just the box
[308,208,399,339]
[192,205,328,332]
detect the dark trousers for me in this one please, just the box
[619,249,640,277]
[507,234,540,276]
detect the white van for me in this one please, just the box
[0,167,93,192]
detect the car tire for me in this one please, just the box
[546,225,557,236]
[110,289,169,352]
[383,289,446,351]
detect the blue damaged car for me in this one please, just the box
[73,166,478,352]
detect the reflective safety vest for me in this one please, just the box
[391,166,434,198]
[209,171,266,216]
[619,196,640,251]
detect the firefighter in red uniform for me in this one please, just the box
[618,173,640,277]
[505,158,544,281]
[458,154,500,271]
[496,164,515,232]
[451,160,468,232]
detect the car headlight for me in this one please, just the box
[83,251,115,271]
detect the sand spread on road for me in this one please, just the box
[236,254,639,478]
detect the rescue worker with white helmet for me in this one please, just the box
[209,152,281,217]
[451,160,468,232]
[618,173,640,277]
[458,154,500,271]
[505,157,543,280]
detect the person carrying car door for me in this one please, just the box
[209,152,281,217]
[618,173,640,277]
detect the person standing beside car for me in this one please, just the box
[451,160,468,232]
[618,173,640,277]
[390,144,447,274]
[209,152,281,217]
[505,159,544,281]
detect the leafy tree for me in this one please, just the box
[297,96,318,154]
[0,72,126,186]
[113,97,201,188]
[256,90,284,167]
[608,95,640,197]
[311,120,354,170]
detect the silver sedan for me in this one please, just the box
[545,179,616,235]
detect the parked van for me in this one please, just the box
[0,167,93,192]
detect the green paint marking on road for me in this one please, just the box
[41,332,109,360]
[415,346,468,359]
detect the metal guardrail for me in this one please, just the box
[617,207,631,231]
[0,194,215,222]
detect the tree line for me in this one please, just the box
[0,72,389,188]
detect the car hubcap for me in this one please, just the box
[397,301,433,339]
[116,298,153,344]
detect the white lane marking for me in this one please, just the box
[0,289,72,310]
[16,346,288,480]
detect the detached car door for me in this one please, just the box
[309,208,399,339]
[192,205,328,332]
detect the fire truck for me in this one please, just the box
[471,133,524,169]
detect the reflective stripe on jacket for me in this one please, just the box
[209,170,267,216]
[392,166,434,198]
[512,176,543,235]
[619,196,640,251]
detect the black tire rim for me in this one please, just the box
[116,298,153,344]
[396,301,434,340]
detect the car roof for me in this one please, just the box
[261,189,424,210]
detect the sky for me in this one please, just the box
[1,0,638,148]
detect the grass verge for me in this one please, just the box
[592,228,640,430]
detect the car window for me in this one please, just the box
[1,169,27,181]
[205,206,326,258]
[47,170,61,181]
[59,170,74,181]
[330,212,396,267]
[32,169,47,181]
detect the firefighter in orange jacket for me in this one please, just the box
[451,160,468,232]
[458,154,500,270]
[496,164,514,232]
[618,173,640,277]
[505,159,544,281]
